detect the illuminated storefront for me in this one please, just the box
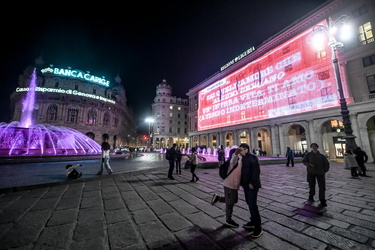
[187,0,375,161]
[10,61,137,148]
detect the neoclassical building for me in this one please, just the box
[10,58,137,148]
[151,80,189,149]
[187,0,375,161]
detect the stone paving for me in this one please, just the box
[0,159,374,249]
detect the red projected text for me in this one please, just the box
[198,20,339,131]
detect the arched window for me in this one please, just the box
[67,106,79,123]
[47,104,58,122]
[103,112,110,126]
[87,109,97,125]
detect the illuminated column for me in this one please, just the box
[271,124,280,157]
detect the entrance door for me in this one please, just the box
[333,137,346,158]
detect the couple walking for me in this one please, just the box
[211,143,263,238]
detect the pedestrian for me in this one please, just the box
[344,149,359,178]
[186,147,199,182]
[166,143,178,180]
[239,143,263,238]
[97,141,113,175]
[286,147,294,167]
[218,145,225,167]
[302,143,330,208]
[353,147,369,176]
[175,146,182,174]
[211,148,242,228]
[65,164,82,179]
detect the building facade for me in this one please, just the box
[187,0,375,161]
[10,58,137,148]
[151,80,189,149]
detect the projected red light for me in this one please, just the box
[198,20,339,131]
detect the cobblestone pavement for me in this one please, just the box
[0,159,374,249]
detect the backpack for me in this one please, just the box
[165,149,170,160]
[219,159,239,180]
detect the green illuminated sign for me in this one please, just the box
[41,67,110,87]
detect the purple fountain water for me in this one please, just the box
[0,68,101,156]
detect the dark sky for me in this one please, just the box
[0,0,327,132]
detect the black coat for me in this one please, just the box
[240,153,261,189]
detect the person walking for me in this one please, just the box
[344,149,359,178]
[211,148,242,228]
[187,147,199,182]
[97,141,113,175]
[286,147,294,167]
[354,147,369,176]
[166,144,178,180]
[218,145,225,167]
[239,143,263,238]
[302,143,330,207]
[175,147,182,174]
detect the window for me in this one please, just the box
[93,89,96,94]
[75,85,78,90]
[103,112,110,126]
[87,109,97,125]
[169,127,172,133]
[170,112,173,117]
[366,75,375,93]
[363,54,375,67]
[178,107,181,110]
[114,117,119,127]
[352,5,367,18]
[316,49,327,60]
[359,22,374,45]
[47,104,58,122]
[55,82,59,88]
[67,106,79,123]
[170,106,173,109]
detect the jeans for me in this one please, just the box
[168,160,175,177]
[243,185,262,230]
[98,156,113,174]
[307,173,326,202]
[286,157,294,167]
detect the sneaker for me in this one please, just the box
[225,219,239,228]
[211,194,219,205]
[319,201,327,208]
[251,229,263,238]
[243,222,255,229]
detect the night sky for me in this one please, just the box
[0,0,327,132]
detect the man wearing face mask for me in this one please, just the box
[239,143,263,238]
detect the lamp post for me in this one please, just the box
[145,117,154,148]
[312,15,357,151]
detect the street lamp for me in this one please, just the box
[145,117,154,147]
[312,15,357,151]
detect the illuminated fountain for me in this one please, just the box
[0,69,101,156]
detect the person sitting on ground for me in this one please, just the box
[65,164,82,179]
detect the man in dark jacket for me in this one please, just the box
[167,144,178,180]
[353,147,368,176]
[239,143,263,238]
[302,143,330,208]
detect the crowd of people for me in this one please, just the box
[64,139,370,239]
